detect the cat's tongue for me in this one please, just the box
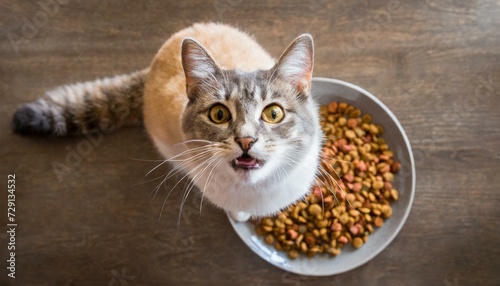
[235,156,260,169]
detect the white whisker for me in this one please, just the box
[159,150,222,221]
[316,167,340,204]
[321,160,352,207]
[148,150,214,200]
[129,157,167,162]
[177,153,222,226]
[163,149,217,181]
[175,139,215,146]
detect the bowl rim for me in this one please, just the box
[228,77,416,276]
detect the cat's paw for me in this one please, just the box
[229,211,251,222]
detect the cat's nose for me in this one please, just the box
[235,137,257,152]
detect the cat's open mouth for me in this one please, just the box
[232,154,262,170]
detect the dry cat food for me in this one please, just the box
[255,101,401,259]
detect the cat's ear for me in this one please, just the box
[181,38,222,98]
[271,34,314,95]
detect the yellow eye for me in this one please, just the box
[262,104,285,123]
[209,104,231,124]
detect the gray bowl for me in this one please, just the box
[228,77,416,276]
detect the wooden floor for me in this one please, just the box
[1,0,499,285]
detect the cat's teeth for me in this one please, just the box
[234,157,260,169]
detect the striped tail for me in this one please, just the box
[12,68,148,136]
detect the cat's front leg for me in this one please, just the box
[229,211,251,222]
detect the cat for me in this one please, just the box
[12,23,323,222]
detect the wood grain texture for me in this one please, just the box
[0,0,499,285]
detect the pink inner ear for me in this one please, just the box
[297,73,312,92]
[279,58,313,93]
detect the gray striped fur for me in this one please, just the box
[12,69,148,136]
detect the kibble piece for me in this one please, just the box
[391,162,401,172]
[328,247,341,256]
[348,209,360,217]
[347,118,358,128]
[372,181,384,190]
[338,236,348,244]
[262,225,273,232]
[349,109,361,118]
[320,228,328,236]
[287,229,299,240]
[265,234,274,245]
[305,235,316,248]
[328,102,338,113]
[339,213,349,224]
[308,204,322,216]
[365,213,372,222]
[383,172,394,182]
[352,237,364,249]
[346,193,356,203]
[296,234,303,245]
[289,249,299,259]
[297,202,307,210]
[275,220,285,229]
[312,229,320,237]
[362,114,372,123]
[262,218,274,227]
[359,207,371,214]
[381,205,393,218]
[368,192,376,202]
[390,189,399,201]
[338,117,347,126]
[338,102,348,112]
[331,222,342,231]
[349,225,359,235]
[345,130,356,139]
[300,242,308,252]
[374,217,384,227]
[317,220,328,228]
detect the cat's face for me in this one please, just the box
[180,35,318,186]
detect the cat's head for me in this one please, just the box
[180,35,320,187]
